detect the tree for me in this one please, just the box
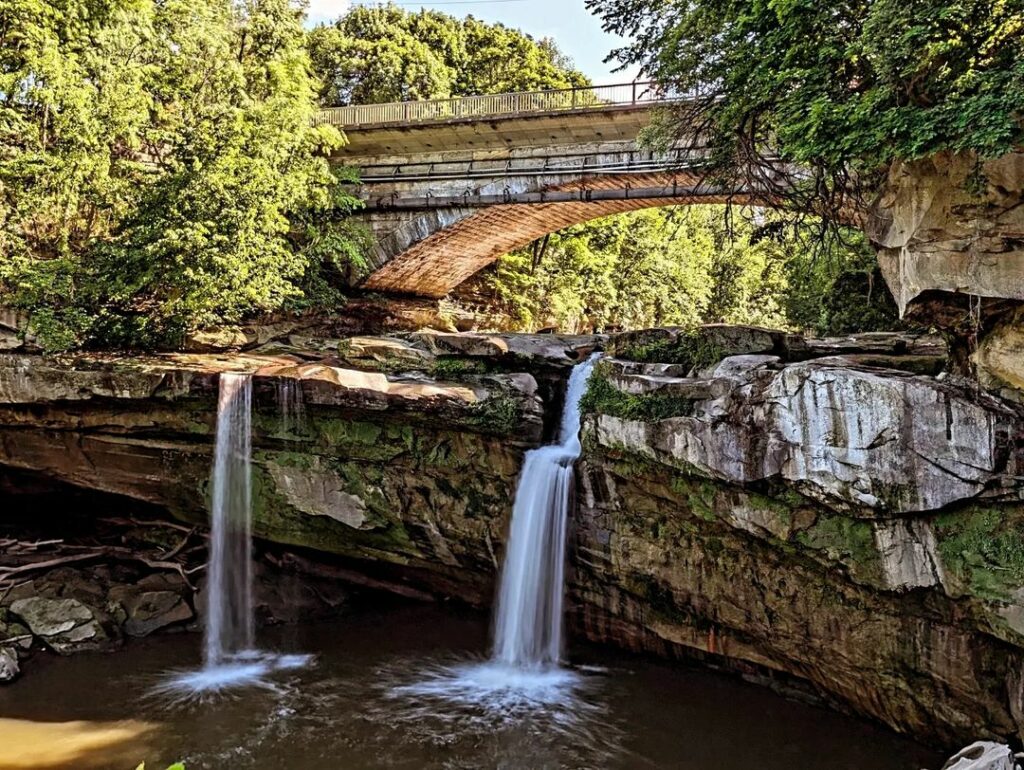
[587,0,1024,219]
[0,0,364,350]
[471,206,897,335]
[307,4,586,106]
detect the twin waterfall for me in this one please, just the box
[169,353,597,697]
[492,353,599,669]
[160,371,308,696]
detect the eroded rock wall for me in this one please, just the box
[571,326,1024,746]
[0,337,595,604]
[868,149,1024,315]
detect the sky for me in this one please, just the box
[303,0,641,84]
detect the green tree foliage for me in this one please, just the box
[307,4,587,105]
[0,0,364,350]
[588,0,1024,211]
[475,207,897,335]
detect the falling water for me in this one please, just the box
[492,353,600,668]
[276,377,305,435]
[155,372,309,697]
[383,354,602,717]
[205,372,255,666]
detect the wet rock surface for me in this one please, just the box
[940,742,1019,770]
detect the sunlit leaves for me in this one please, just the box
[306,4,587,106]
[0,0,365,350]
[588,0,1024,192]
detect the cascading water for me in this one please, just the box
[156,372,308,697]
[492,353,599,668]
[276,377,305,435]
[205,372,255,666]
[387,354,602,716]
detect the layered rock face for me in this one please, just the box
[3,327,1024,749]
[0,333,597,606]
[574,325,1024,745]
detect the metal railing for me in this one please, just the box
[313,80,666,128]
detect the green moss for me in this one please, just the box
[249,463,418,559]
[934,506,1024,601]
[467,391,521,435]
[580,368,695,421]
[613,330,726,372]
[429,357,491,379]
[796,514,884,584]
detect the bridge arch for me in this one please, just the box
[360,173,745,297]
[323,83,759,298]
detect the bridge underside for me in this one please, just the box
[364,196,740,298]
[359,170,750,297]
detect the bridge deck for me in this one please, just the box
[314,81,668,130]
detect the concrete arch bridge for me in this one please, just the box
[318,83,760,298]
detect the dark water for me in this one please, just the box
[0,603,943,770]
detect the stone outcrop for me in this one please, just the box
[573,327,1024,746]
[974,308,1024,405]
[868,149,1024,315]
[590,329,1016,514]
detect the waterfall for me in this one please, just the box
[205,372,254,667]
[155,371,311,697]
[276,377,304,435]
[492,353,599,668]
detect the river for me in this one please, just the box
[0,601,942,770]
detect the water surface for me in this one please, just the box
[0,603,943,769]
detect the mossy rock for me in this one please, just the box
[608,324,784,371]
[934,505,1024,602]
[580,361,696,421]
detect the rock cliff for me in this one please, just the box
[2,327,1024,750]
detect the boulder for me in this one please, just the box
[0,647,18,683]
[108,587,193,637]
[940,742,1017,770]
[8,597,110,655]
[590,354,1021,513]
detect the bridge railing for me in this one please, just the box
[313,80,667,128]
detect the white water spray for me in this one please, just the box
[492,353,599,668]
[384,354,601,715]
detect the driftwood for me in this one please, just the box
[0,517,204,591]
[0,546,199,590]
[97,516,194,534]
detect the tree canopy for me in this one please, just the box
[0,0,363,350]
[471,207,897,335]
[307,5,587,105]
[588,0,1024,213]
